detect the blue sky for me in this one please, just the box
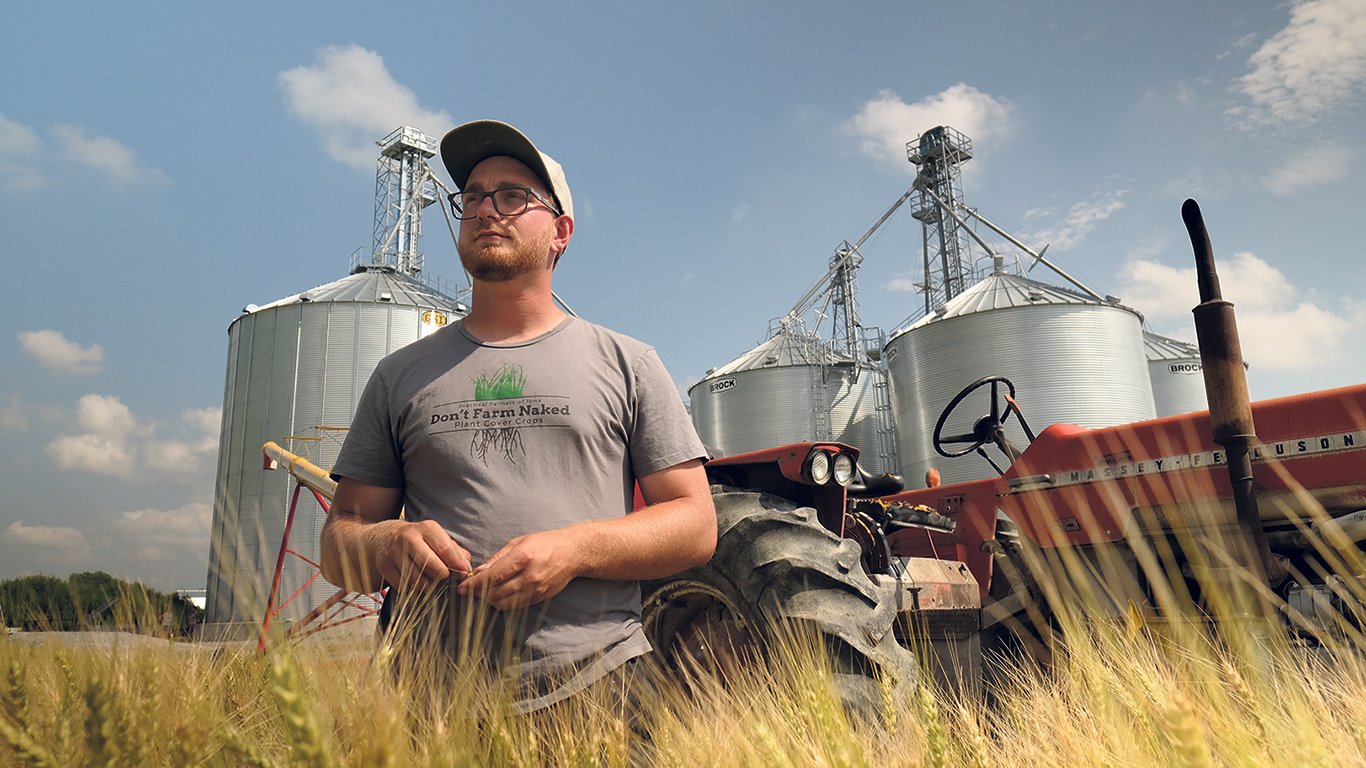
[3,1,1363,591]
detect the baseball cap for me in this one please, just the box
[439,120,573,221]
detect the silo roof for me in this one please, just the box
[904,272,1141,331]
[245,265,465,314]
[706,325,852,377]
[1143,331,1201,361]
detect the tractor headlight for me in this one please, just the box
[806,449,832,485]
[832,452,855,487]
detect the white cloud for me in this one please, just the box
[1162,164,1248,202]
[44,395,221,483]
[51,124,167,189]
[1117,251,1356,370]
[1233,0,1366,126]
[181,406,223,436]
[0,116,165,194]
[1177,81,1199,106]
[1,393,29,431]
[1264,140,1354,194]
[0,114,45,193]
[78,393,143,435]
[886,276,921,293]
[1026,191,1127,252]
[1234,302,1356,369]
[1117,259,1199,327]
[2,521,91,563]
[280,45,453,169]
[0,115,41,156]
[45,394,143,477]
[17,329,105,375]
[844,84,1014,173]
[44,433,135,477]
[0,393,64,432]
[730,203,750,224]
[1219,33,1261,60]
[142,408,223,475]
[1,501,211,589]
[111,501,213,567]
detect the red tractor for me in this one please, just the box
[640,201,1366,702]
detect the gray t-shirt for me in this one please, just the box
[332,315,705,711]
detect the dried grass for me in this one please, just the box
[6,508,1366,766]
[3,602,1365,767]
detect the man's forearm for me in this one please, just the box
[319,512,390,594]
[570,495,717,581]
[581,459,717,581]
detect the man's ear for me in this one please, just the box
[550,214,574,262]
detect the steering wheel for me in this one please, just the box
[933,376,1033,460]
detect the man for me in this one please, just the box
[319,120,716,713]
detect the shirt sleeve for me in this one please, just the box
[627,347,708,478]
[330,367,406,488]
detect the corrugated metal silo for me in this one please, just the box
[204,264,465,632]
[689,325,895,475]
[1145,332,1208,417]
[885,272,1156,488]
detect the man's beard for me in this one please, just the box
[457,225,555,283]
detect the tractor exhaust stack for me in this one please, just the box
[1182,198,1285,590]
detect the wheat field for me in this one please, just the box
[3,588,1365,767]
[5,493,1366,768]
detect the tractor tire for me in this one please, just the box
[642,486,919,711]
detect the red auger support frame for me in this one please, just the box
[258,441,384,651]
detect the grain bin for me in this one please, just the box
[885,271,1156,488]
[1145,332,1209,417]
[204,265,465,632]
[689,323,896,475]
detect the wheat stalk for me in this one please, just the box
[954,701,992,768]
[915,678,948,768]
[1162,687,1214,768]
[0,712,57,768]
[269,651,337,768]
[83,677,123,767]
[221,723,284,768]
[3,661,28,732]
[49,653,80,764]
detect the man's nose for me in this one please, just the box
[476,193,501,219]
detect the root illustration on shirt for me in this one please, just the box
[471,426,525,465]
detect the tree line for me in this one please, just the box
[0,571,196,633]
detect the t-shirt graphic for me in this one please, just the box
[428,363,575,466]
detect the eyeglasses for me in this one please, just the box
[447,187,560,219]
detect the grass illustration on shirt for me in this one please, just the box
[471,364,527,464]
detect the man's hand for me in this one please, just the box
[458,528,583,610]
[321,477,473,594]
[374,519,474,594]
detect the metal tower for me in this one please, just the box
[828,242,863,362]
[905,125,1105,312]
[371,126,439,277]
[908,126,975,314]
[783,184,917,362]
